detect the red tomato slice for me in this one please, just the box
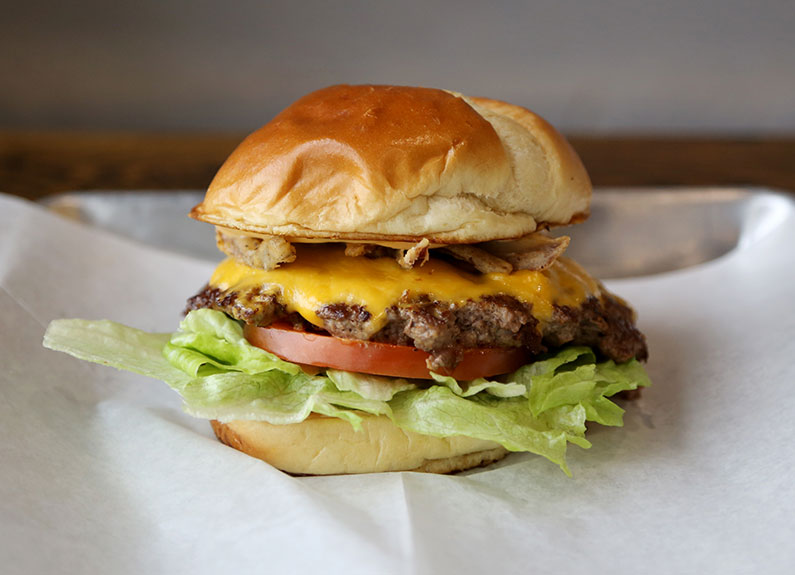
[244,324,528,380]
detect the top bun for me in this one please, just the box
[191,85,591,243]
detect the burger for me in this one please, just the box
[44,85,650,476]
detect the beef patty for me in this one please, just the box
[186,284,648,372]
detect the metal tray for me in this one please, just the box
[40,188,794,278]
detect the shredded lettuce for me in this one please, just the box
[43,308,650,474]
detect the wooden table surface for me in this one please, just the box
[1,131,794,199]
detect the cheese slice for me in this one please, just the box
[209,244,600,332]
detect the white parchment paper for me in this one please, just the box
[1,192,794,574]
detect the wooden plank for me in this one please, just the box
[1,131,794,199]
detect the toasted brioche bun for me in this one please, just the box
[211,415,509,475]
[191,85,590,244]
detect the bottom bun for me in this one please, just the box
[211,415,509,475]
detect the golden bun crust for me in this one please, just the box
[211,415,509,475]
[191,85,591,243]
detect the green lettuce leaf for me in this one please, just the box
[43,318,188,384]
[389,388,581,474]
[43,310,651,474]
[326,369,417,401]
[428,372,527,398]
[164,309,300,376]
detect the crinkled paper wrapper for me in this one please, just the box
[1,193,794,574]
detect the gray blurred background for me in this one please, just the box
[2,0,793,133]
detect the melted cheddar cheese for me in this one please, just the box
[209,244,600,332]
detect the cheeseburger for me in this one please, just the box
[44,85,650,476]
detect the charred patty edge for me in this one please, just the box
[186,285,648,372]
